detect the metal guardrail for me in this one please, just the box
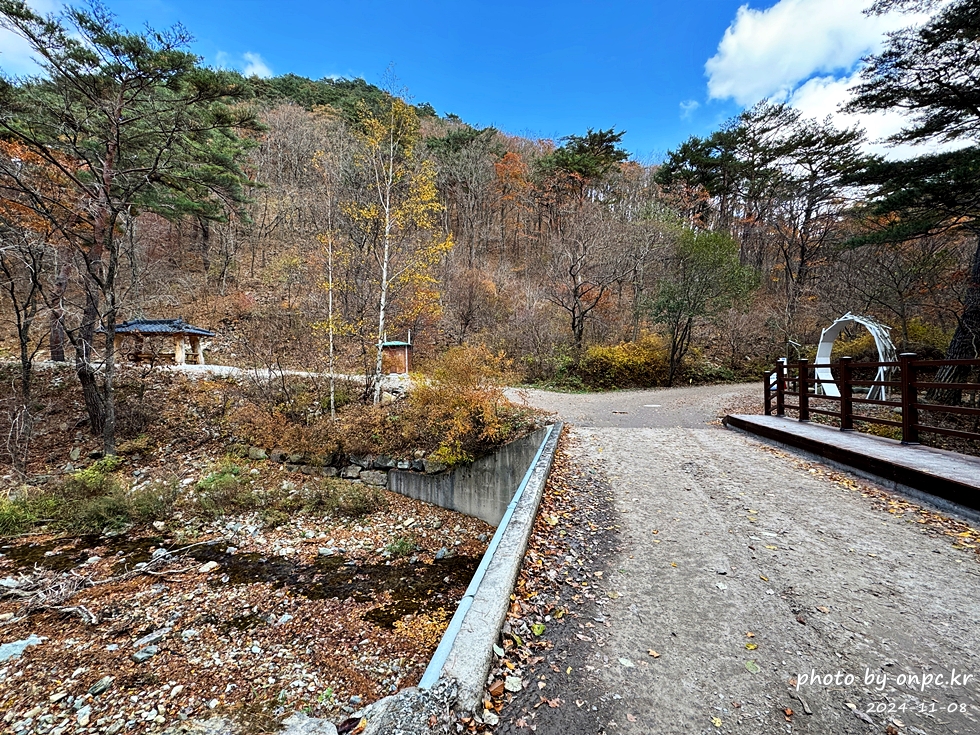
[764,355,980,445]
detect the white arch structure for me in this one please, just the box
[814,313,897,401]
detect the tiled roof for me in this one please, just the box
[111,319,215,337]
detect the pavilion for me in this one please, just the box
[110,318,215,365]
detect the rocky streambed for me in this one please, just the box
[0,491,492,735]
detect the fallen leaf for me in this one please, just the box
[337,718,366,735]
[711,716,723,727]
[759,575,769,581]
[746,643,758,650]
[765,545,778,550]
[745,632,755,638]
[619,658,635,668]
[531,623,546,636]
[784,708,794,721]
[745,660,760,673]
[816,606,830,613]
[488,679,505,698]
[627,713,637,722]
[504,676,523,693]
[648,649,660,658]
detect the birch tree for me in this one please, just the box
[346,94,451,403]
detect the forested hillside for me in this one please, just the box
[1,0,978,459]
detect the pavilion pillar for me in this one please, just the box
[174,336,186,365]
[191,336,205,364]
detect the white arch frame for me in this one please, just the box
[814,313,897,401]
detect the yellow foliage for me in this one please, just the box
[407,345,529,466]
[393,608,450,649]
[579,335,671,389]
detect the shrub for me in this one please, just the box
[385,534,417,558]
[330,482,386,517]
[59,455,124,499]
[578,334,670,389]
[116,434,155,456]
[0,493,60,536]
[194,462,256,517]
[0,473,177,537]
[902,318,953,357]
[301,479,386,518]
[407,345,529,466]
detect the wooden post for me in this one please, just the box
[900,352,919,444]
[174,335,186,365]
[764,370,773,416]
[798,358,810,422]
[839,356,853,431]
[776,362,785,417]
[113,335,123,363]
[190,336,204,364]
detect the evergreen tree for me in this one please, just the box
[0,0,258,452]
[846,0,980,373]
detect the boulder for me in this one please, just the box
[373,455,397,470]
[423,458,448,475]
[360,470,387,487]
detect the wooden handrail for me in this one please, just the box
[764,352,979,446]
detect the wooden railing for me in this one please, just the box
[763,355,980,445]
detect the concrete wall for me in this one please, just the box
[387,427,549,526]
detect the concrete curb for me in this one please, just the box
[420,421,563,712]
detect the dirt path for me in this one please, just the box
[497,385,980,735]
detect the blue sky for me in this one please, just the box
[1,0,929,160]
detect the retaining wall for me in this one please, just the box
[387,427,549,526]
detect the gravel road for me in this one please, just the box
[503,384,980,735]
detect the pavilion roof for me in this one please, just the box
[110,318,215,337]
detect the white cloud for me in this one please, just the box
[0,0,64,77]
[705,0,909,106]
[789,73,907,155]
[241,52,272,79]
[215,51,272,78]
[705,0,954,159]
[679,100,700,119]
[788,71,967,158]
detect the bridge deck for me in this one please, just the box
[725,413,980,514]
